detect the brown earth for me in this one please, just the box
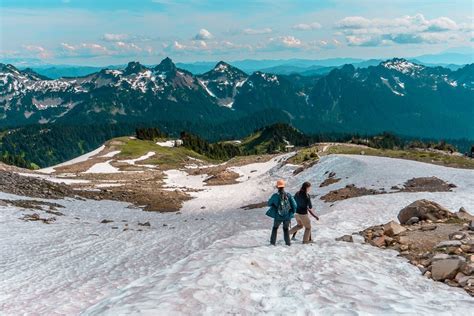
[320,171,341,187]
[400,177,456,192]
[204,170,240,186]
[320,184,382,202]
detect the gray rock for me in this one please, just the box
[335,235,353,243]
[431,254,451,261]
[406,217,420,225]
[435,240,462,248]
[383,221,407,236]
[431,259,463,281]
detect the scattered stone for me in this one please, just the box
[398,199,454,225]
[138,221,151,227]
[101,219,114,224]
[384,221,407,237]
[335,235,353,242]
[111,226,118,229]
[20,213,56,224]
[431,259,463,281]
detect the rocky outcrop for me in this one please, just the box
[341,200,474,296]
[398,199,454,224]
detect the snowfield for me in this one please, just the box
[1,154,474,315]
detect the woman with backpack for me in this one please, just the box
[266,179,297,246]
[289,182,319,244]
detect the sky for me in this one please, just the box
[0,0,473,66]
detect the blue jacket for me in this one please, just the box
[265,191,297,221]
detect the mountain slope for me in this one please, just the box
[1,57,473,139]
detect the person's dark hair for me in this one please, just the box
[299,182,311,194]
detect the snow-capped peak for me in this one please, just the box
[381,58,424,75]
[214,61,230,72]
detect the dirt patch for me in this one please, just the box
[241,201,267,210]
[320,184,382,202]
[320,171,341,187]
[400,177,456,192]
[204,170,240,186]
[292,160,319,175]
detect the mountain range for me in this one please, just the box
[1,57,473,139]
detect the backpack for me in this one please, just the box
[277,192,292,218]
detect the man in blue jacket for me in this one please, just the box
[266,179,297,246]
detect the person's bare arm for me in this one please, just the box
[308,208,319,220]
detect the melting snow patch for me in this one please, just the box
[39,146,105,174]
[101,150,121,158]
[119,151,155,165]
[84,160,120,174]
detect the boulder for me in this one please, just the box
[335,235,353,243]
[431,259,463,281]
[460,262,474,275]
[406,217,420,225]
[456,207,474,221]
[398,199,453,225]
[384,221,407,237]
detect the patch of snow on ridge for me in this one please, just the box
[84,160,120,174]
[119,151,155,165]
[38,145,105,174]
[198,79,216,98]
[101,150,120,158]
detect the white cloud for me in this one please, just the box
[194,28,213,40]
[242,27,272,35]
[292,22,322,31]
[60,42,110,57]
[23,45,52,59]
[269,36,303,48]
[337,14,463,46]
[103,33,129,42]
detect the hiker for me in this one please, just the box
[266,179,297,246]
[289,182,319,244]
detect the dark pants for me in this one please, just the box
[270,219,291,246]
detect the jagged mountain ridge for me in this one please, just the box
[0,57,473,138]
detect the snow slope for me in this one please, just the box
[1,154,473,315]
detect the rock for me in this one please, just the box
[101,219,114,224]
[456,207,474,221]
[371,236,386,247]
[435,240,462,249]
[406,217,420,225]
[460,262,474,275]
[383,221,407,237]
[469,255,474,263]
[470,221,474,231]
[398,199,454,225]
[420,225,437,231]
[397,235,410,244]
[400,244,409,251]
[444,279,460,287]
[431,259,463,281]
[449,232,468,240]
[138,221,151,227]
[335,235,353,242]
[432,254,451,261]
[424,270,432,278]
[455,272,466,283]
[458,276,474,287]
[384,236,394,246]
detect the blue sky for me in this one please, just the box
[0,0,472,65]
